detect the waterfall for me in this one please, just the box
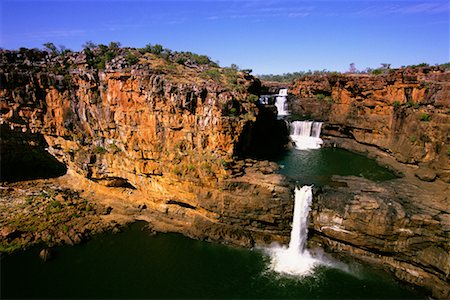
[275,88,289,116]
[290,121,323,150]
[278,88,288,96]
[268,186,319,276]
[288,186,312,254]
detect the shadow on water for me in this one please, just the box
[0,125,67,182]
[1,221,424,299]
[275,147,398,186]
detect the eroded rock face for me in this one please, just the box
[310,176,450,298]
[288,68,450,181]
[0,49,293,246]
[284,69,450,297]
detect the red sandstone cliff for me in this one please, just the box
[288,68,450,182]
[286,69,450,298]
[0,48,292,246]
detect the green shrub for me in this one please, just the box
[409,136,417,142]
[220,159,230,168]
[406,101,420,109]
[420,113,431,121]
[371,69,384,75]
[125,52,139,65]
[392,101,401,109]
[108,143,121,154]
[94,146,107,154]
[202,69,221,82]
[246,94,259,103]
[172,167,182,176]
[175,57,187,65]
[316,93,325,100]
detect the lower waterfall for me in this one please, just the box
[290,121,323,150]
[268,186,320,276]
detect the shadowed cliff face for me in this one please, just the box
[0,125,67,182]
[288,68,450,182]
[0,49,293,246]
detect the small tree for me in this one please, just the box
[82,41,97,50]
[349,63,357,73]
[43,42,59,55]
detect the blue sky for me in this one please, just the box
[1,0,448,74]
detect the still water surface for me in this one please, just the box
[2,222,422,299]
[276,147,398,185]
[2,148,419,299]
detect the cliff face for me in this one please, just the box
[287,69,450,298]
[310,176,449,299]
[289,68,450,181]
[0,49,293,246]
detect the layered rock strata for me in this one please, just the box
[0,49,293,247]
[288,68,450,182]
[310,176,449,299]
[285,68,449,298]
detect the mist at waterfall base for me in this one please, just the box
[265,186,334,277]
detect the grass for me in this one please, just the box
[316,93,325,100]
[392,101,401,109]
[201,69,221,82]
[420,113,431,122]
[94,146,107,154]
[406,101,420,109]
[108,143,122,154]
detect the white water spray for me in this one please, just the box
[275,88,289,116]
[290,121,323,150]
[268,186,319,276]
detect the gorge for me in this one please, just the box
[0,47,449,299]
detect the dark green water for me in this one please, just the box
[276,147,398,186]
[1,222,423,299]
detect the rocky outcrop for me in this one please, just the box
[288,68,450,182]
[0,48,293,247]
[282,68,450,297]
[310,176,450,298]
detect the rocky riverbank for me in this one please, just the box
[0,157,293,254]
[287,67,450,182]
[280,68,450,298]
[0,175,120,253]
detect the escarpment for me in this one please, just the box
[284,69,449,298]
[288,68,450,182]
[0,49,293,246]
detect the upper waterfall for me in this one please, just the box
[278,88,288,96]
[275,88,289,116]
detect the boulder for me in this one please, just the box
[415,168,437,182]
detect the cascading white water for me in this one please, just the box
[288,186,312,254]
[278,88,288,96]
[268,186,319,276]
[275,88,289,116]
[290,121,323,150]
